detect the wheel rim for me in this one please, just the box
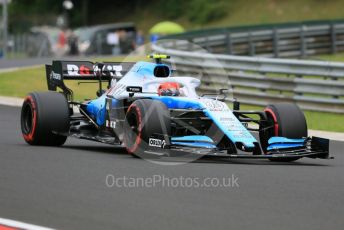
[125,106,142,153]
[260,108,278,153]
[264,108,279,136]
[21,96,37,142]
[127,113,139,140]
[22,103,34,134]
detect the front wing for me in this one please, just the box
[143,136,331,160]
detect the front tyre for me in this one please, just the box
[260,103,307,162]
[124,99,171,157]
[21,92,70,146]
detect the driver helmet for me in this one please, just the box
[158,82,180,96]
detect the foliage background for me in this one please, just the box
[8,0,344,33]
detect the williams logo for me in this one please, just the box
[149,138,166,148]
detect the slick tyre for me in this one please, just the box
[260,103,307,162]
[21,92,70,146]
[124,99,171,158]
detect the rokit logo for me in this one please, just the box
[93,64,123,77]
[149,138,166,148]
[50,71,61,80]
[66,64,123,77]
[66,64,81,76]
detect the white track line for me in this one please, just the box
[0,65,43,73]
[0,217,54,230]
[309,130,344,142]
[0,96,23,107]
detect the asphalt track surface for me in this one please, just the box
[0,105,343,230]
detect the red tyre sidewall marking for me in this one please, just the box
[125,104,142,154]
[0,225,19,230]
[22,96,37,142]
[264,108,279,136]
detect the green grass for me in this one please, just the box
[316,53,344,62]
[103,0,344,34]
[0,65,343,132]
[0,66,101,101]
[204,0,344,29]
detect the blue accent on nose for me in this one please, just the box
[172,135,214,143]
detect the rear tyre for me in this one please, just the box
[260,103,307,162]
[21,92,70,146]
[124,99,171,158]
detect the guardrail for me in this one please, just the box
[153,44,344,113]
[161,20,344,58]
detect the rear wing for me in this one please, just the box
[45,60,135,100]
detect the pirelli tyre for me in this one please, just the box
[123,99,171,157]
[260,103,307,162]
[21,92,70,146]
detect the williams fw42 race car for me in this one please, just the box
[20,55,331,162]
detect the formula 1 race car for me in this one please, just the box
[20,54,331,162]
